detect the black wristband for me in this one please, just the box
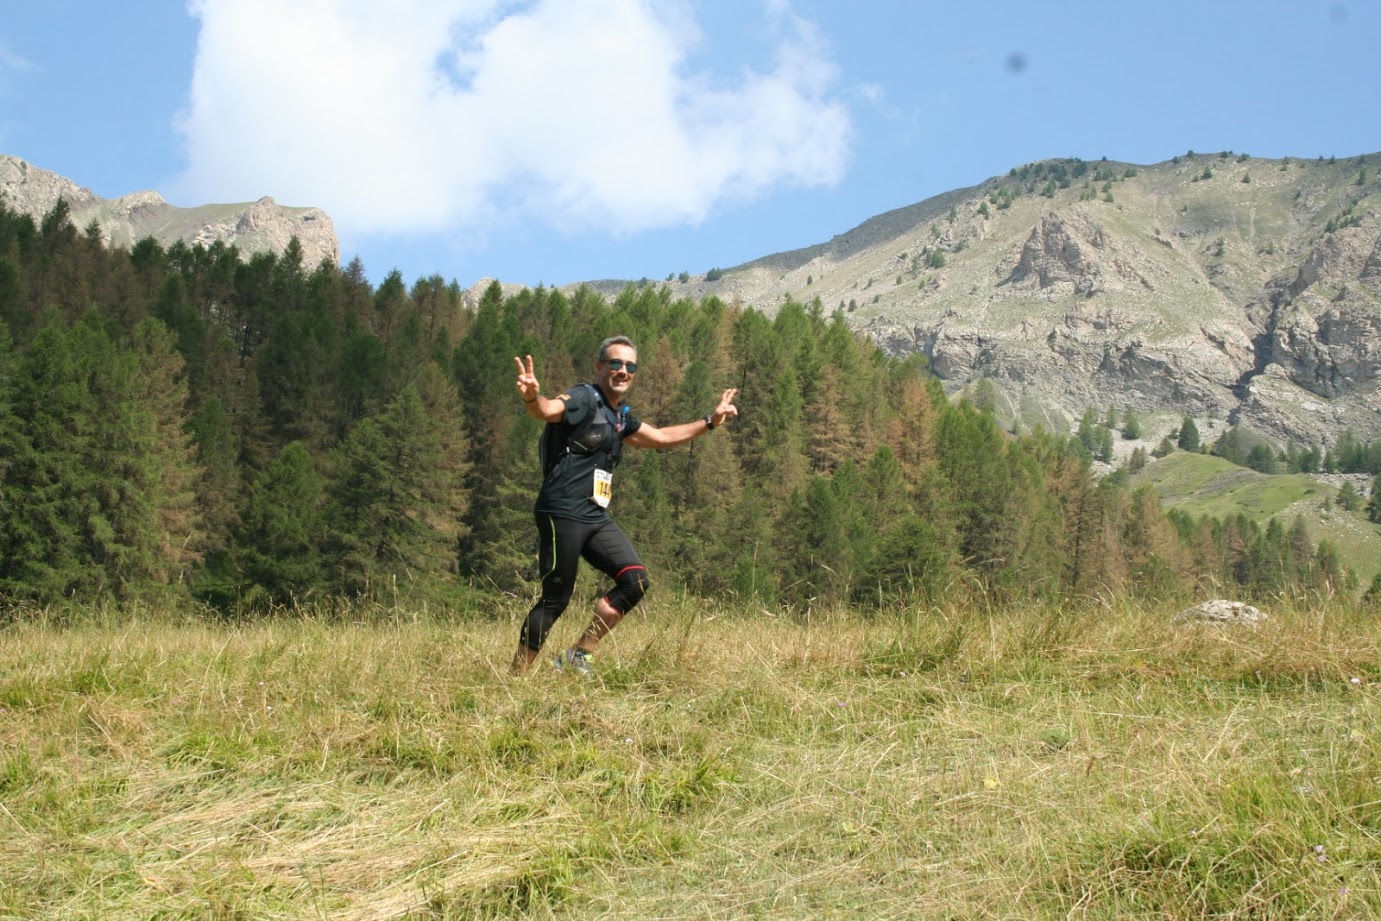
[704,414,716,430]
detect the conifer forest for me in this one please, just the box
[0,202,1371,614]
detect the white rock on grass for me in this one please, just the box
[1173,599,1268,626]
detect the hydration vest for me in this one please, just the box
[538,384,630,478]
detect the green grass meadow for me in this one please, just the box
[1134,453,1381,587]
[1,597,1379,919]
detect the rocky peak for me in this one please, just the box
[1008,214,1092,290]
[0,154,338,269]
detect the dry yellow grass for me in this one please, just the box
[1,596,1378,919]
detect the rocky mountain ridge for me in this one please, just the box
[579,152,1381,449]
[0,154,338,270]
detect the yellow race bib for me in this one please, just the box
[592,469,613,507]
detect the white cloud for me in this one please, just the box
[170,0,850,240]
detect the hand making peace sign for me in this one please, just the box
[514,355,540,403]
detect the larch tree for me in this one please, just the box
[129,317,206,588]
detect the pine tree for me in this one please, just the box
[324,385,464,601]
[1177,416,1201,452]
[28,201,93,325]
[777,475,849,607]
[456,416,539,592]
[410,360,472,546]
[1076,408,1101,456]
[751,362,808,501]
[1308,541,1348,596]
[236,441,325,606]
[827,460,875,599]
[256,303,339,453]
[1245,518,1290,595]
[934,402,1017,581]
[7,319,95,597]
[1000,433,1083,598]
[0,321,22,564]
[0,214,34,339]
[729,309,785,480]
[1096,424,1115,463]
[1,317,166,599]
[855,513,954,606]
[1246,443,1277,474]
[186,395,243,587]
[1063,476,1132,597]
[452,285,539,591]
[615,450,676,578]
[1286,515,1313,577]
[861,445,907,532]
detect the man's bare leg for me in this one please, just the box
[575,596,625,654]
[510,644,541,675]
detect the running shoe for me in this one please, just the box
[554,647,595,678]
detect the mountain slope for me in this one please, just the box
[1131,452,1381,586]
[653,153,1381,448]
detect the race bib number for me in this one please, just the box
[592,469,613,508]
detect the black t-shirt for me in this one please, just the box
[535,384,642,522]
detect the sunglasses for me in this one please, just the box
[602,358,639,373]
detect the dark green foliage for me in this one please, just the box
[0,316,173,600]
[0,199,1359,611]
[1176,417,1200,452]
[1327,431,1381,474]
[323,384,465,602]
[854,513,953,606]
[1076,409,1114,462]
[1286,443,1322,474]
[235,442,325,605]
[1245,444,1278,474]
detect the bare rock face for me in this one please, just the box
[1271,225,1381,397]
[684,154,1381,448]
[0,155,338,269]
[1004,213,1154,298]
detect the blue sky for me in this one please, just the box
[2,1,1378,289]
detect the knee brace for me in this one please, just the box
[605,565,650,614]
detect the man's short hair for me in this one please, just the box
[598,335,636,361]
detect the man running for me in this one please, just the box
[511,335,738,676]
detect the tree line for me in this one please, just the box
[0,201,1370,614]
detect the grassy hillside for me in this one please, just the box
[2,601,1379,919]
[1133,452,1381,585]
